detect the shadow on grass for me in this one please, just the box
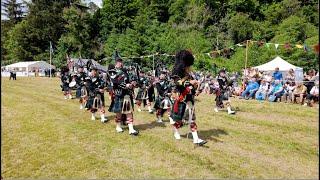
[181,128,228,143]
[134,121,167,131]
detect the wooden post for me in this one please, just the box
[245,40,249,76]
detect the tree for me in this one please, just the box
[100,0,140,39]
[227,13,255,44]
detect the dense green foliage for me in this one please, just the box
[1,0,319,72]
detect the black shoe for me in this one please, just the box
[195,140,207,146]
[129,130,139,136]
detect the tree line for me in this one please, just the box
[1,0,319,72]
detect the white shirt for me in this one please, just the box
[310,86,319,95]
[258,83,269,92]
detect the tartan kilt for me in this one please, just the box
[111,96,134,113]
[135,89,147,100]
[85,94,105,109]
[154,96,164,109]
[170,101,186,121]
[62,84,69,91]
[148,87,155,102]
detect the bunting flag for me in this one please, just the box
[265,43,270,48]
[284,43,291,49]
[275,44,279,49]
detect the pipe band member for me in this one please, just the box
[135,70,153,113]
[154,71,173,123]
[75,66,88,110]
[109,57,139,136]
[85,67,108,123]
[60,66,72,100]
[170,50,207,146]
[214,69,236,115]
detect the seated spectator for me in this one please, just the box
[304,69,316,94]
[291,82,307,105]
[240,78,259,100]
[282,81,295,103]
[264,72,273,83]
[267,80,284,102]
[255,79,269,100]
[285,68,295,83]
[304,81,319,107]
[273,67,283,81]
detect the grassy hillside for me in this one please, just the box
[1,77,319,178]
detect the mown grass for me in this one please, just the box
[1,77,319,179]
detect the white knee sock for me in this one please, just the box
[128,123,136,134]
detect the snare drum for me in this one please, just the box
[69,81,77,89]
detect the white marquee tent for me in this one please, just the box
[253,56,304,81]
[2,61,55,77]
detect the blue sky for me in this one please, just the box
[84,0,103,7]
[1,0,103,20]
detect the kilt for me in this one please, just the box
[183,102,196,121]
[153,96,163,109]
[61,84,69,91]
[148,87,155,102]
[110,95,134,114]
[170,101,186,121]
[85,93,105,109]
[135,89,148,100]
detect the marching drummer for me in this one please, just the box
[153,71,174,123]
[60,66,72,100]
[75,66,88,110]
[135,70,153,113]
[85,67,108,123]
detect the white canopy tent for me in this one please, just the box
[70,58,107,73]
[2,61,55,77]
[253,56,304,81]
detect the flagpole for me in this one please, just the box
[49,41,52,78]
[153,54,155,76]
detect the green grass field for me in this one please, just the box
[1,77,319,179]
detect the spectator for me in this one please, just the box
[304,69,316,94]
[292,82,307,105]
[304,81,319,107]
[285,68,295,83]
[273,67,283,81]
[255,79,269,100]
[13,71,16,80]
[282,81,295,103]
[240,78,259,100]
[267,80,284,102]
[9,71,14,80]
[264,72,273,83]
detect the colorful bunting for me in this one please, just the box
[265,43,270,48]
[275,44,279,49]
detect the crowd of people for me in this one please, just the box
[237,67,319,107]
[59,50,318,147]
